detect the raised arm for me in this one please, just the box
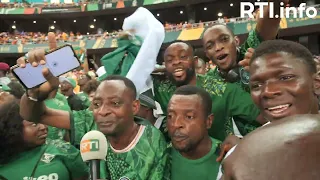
[18,32,71,129]
[256,0,290,40]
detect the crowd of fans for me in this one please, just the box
[1,2,320,180]
[0,17,237,45]
[0,0,100,8]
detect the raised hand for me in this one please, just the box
[16,32,60,101]
[238,48,255,72]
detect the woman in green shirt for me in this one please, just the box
[0,97,88,180]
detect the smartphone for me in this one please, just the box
[12,45,81,89]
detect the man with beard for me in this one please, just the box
[153,41,265,142]
[203,0,289,92]
[217,40,320,178]
[168,85,221,180]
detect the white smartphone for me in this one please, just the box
[12,45,81,89]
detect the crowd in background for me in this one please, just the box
[0,17,237,45]
[0,0,103,8]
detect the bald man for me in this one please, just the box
[221,114,320,180]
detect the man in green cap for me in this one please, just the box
[59,77,86,111]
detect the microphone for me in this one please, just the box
[80,130,108,180]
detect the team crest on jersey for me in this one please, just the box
[119,176,130,180]
[41,153,55,163]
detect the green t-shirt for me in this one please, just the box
[211,30,263,93]
[0,140,88,180]
[154,74,261,141]
[78,92,91,108]
[70,109,170,180]
[171,138,221,180]
[45,92,71,140]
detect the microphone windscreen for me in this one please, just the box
[80,130,108,162]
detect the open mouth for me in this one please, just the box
[216,54,228,61]
[173,68,184,77]
[265,104,292,115]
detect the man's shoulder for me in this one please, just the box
[197,73,229,97]
[136,119,168,150]
[45,139,77,155]
[72,108,93,117]
[72,109,94,125]
[152,75,175,92]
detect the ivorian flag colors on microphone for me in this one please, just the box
[70,109,170,179]
[0,140,88,180]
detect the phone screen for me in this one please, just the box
[13,45,80,89]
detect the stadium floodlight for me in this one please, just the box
[180,10,183,14]
[12,25,16,29]
[230,3,233,7]
[114,18,117,20]
[90,25,95,29]
[157,13,160,16]
[33,21,36,23]
[74,20,76,22]
[218,12,223,17]
[93,19,96,22]
[204,7,207,11]
[54,21,56,23]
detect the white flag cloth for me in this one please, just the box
[123,7,165,96]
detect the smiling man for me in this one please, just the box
[249,40,319,121]
[203,0,289,92]
[217,39,320,179]
[154,41,265,142]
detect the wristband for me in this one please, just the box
[26,91,38,102]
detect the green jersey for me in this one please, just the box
[211,30,263,92]
[0,140,88,180]
[78,92,91,108]
[45,92,71,140]
[171,138,221,180]
[154,74,260,141]
[70,109,170,180]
